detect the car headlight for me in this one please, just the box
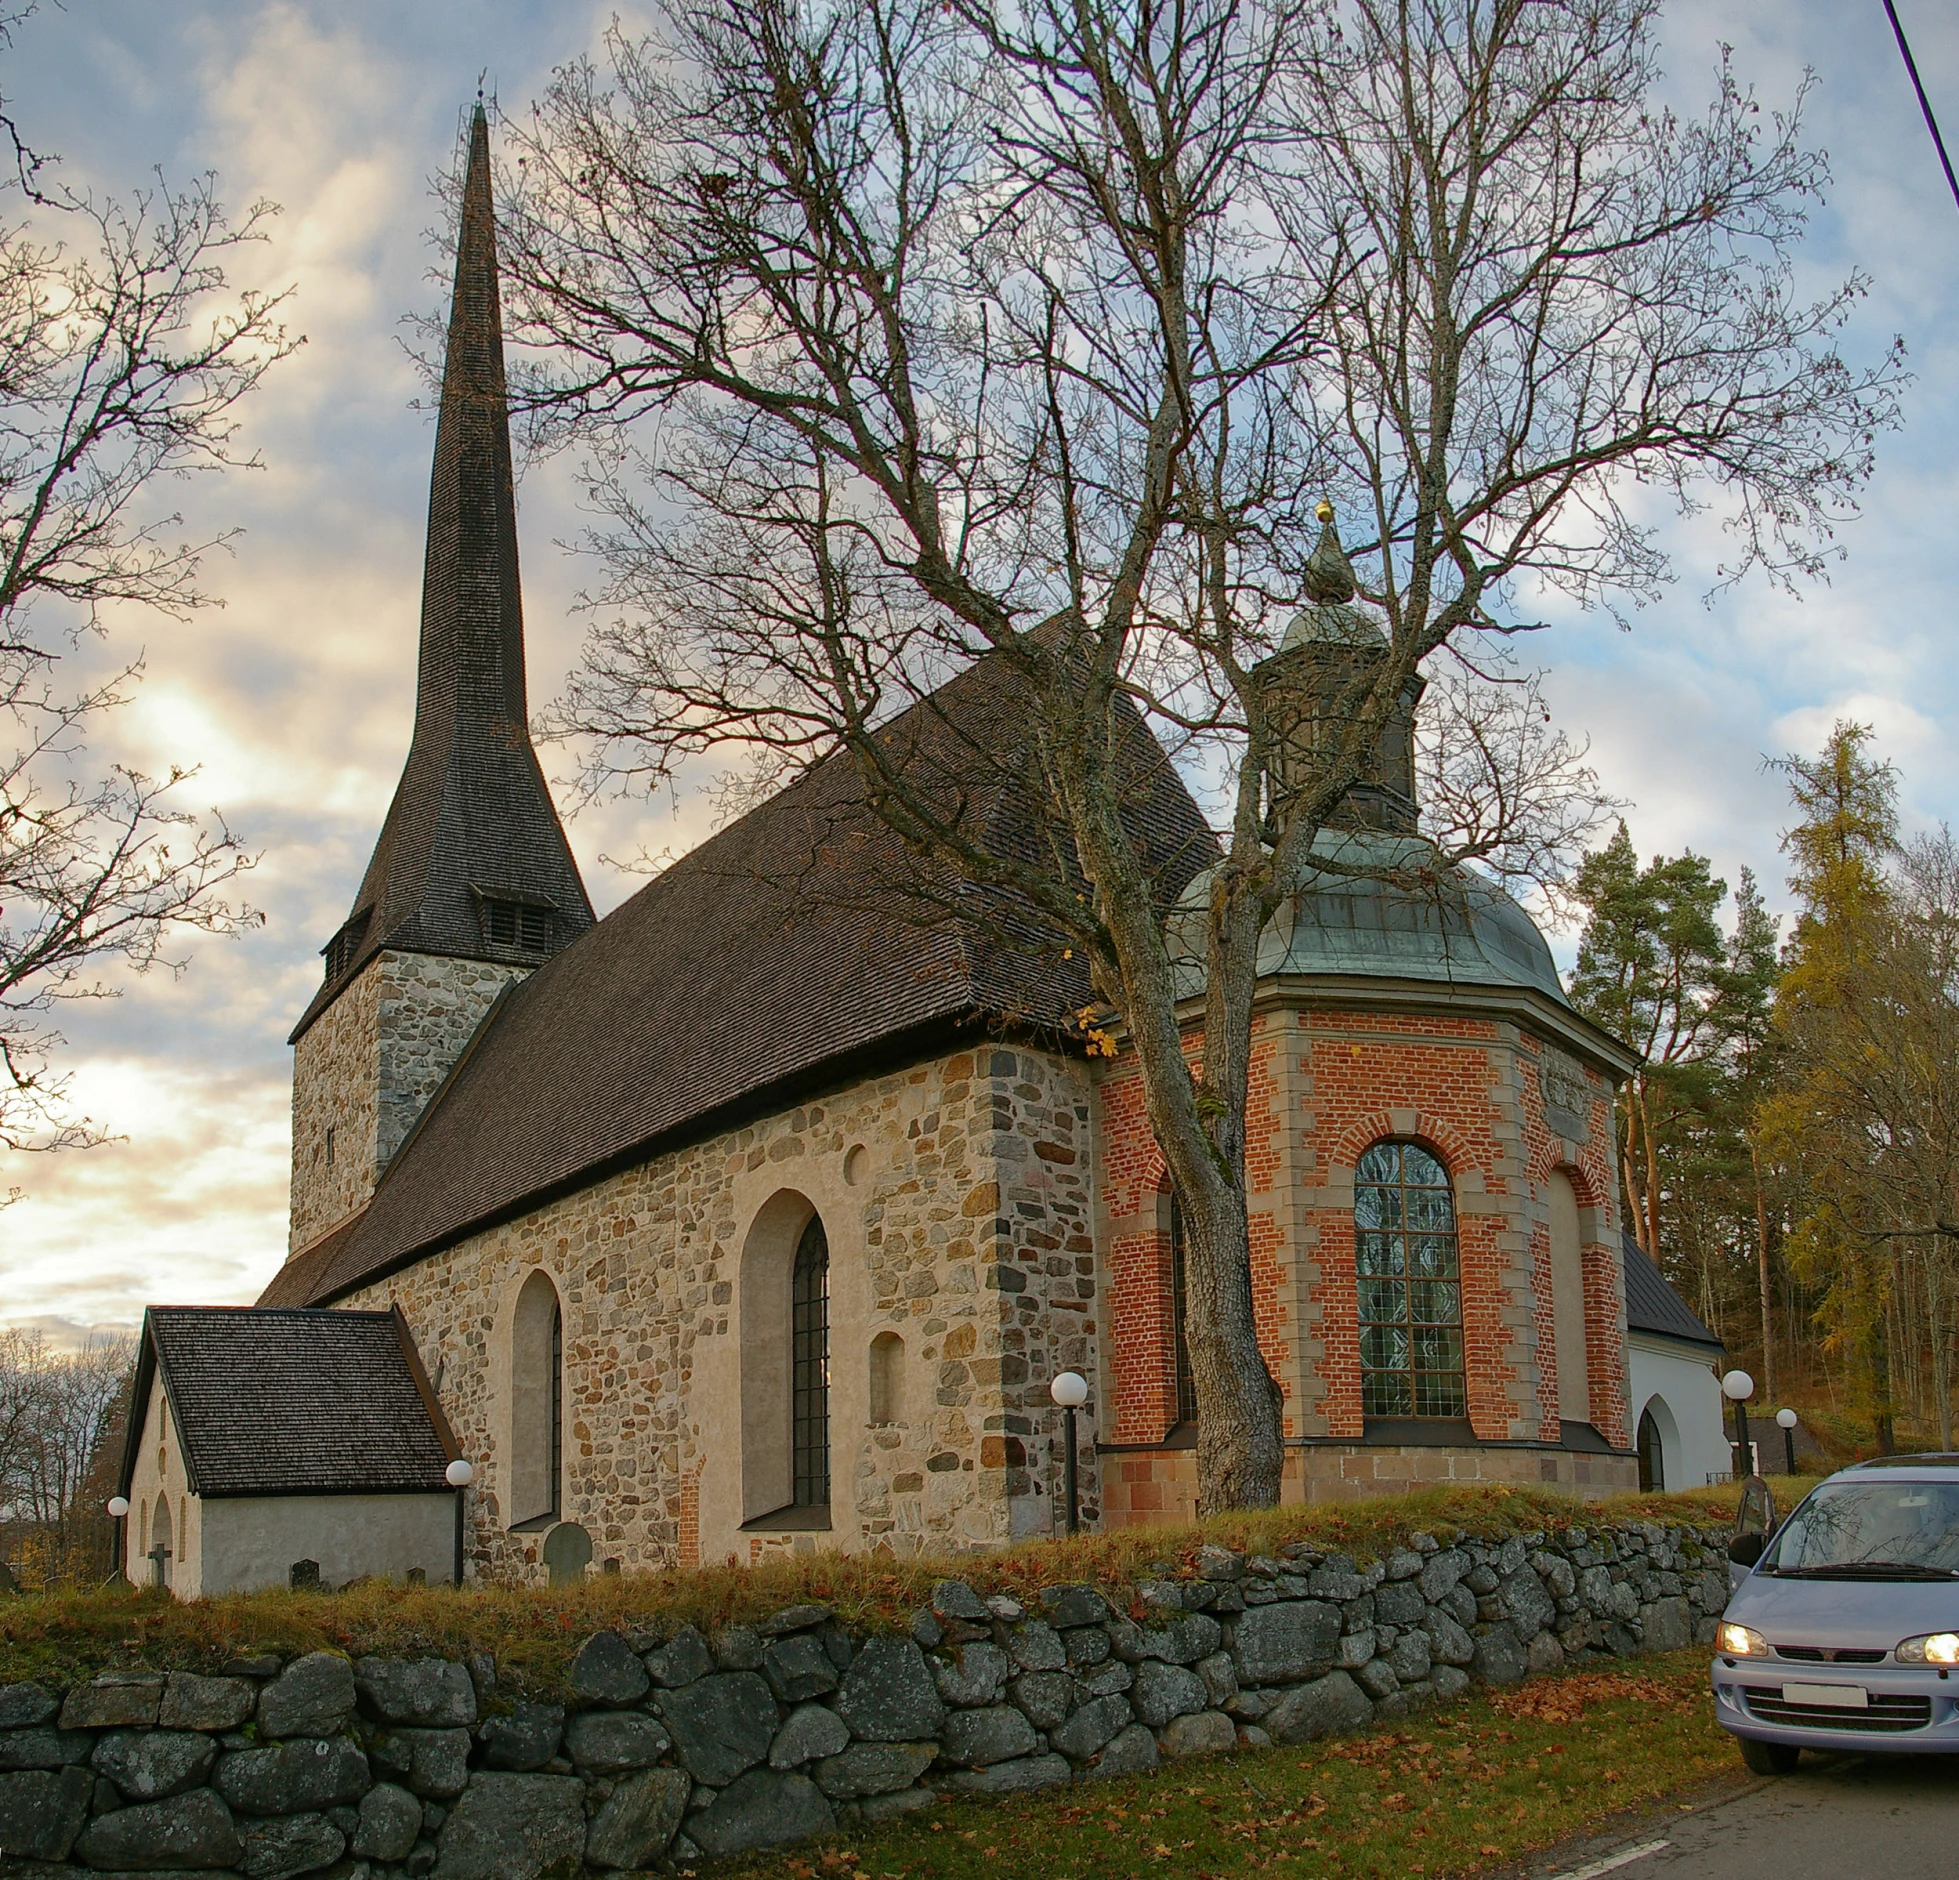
[1896,1632,1959,1665]
[1717,1622,1768,1657]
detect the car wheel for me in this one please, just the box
[1738,1736,1801,1775]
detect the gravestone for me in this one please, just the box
[543,1523,593,1587]
[290,1559,321,1590]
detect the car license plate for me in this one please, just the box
[1781,1682,1869,1709]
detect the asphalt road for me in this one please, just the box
[1517,1750,1959,1880]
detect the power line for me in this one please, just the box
[1882,0,1959,216]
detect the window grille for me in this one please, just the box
[1354,1141,1466,1417]
[548,1297,563,1520]
[1169,1196,1199,1427]
[480,898,553,951]
[791,1215,831,1508]
[322,910,371,983]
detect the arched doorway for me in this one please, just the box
[1637,1397,1680,1493]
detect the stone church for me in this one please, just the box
[131,108,1691,1589]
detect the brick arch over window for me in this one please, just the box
[1327,1110,1476,1183]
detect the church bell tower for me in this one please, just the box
[286,105,593,1256]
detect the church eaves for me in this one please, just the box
[293,105,592,1043]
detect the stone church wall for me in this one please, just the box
[338,1042,1100,1581]
[290,951,528,1253]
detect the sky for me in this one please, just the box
[3,0,1957,1344]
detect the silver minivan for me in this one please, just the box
[1712,1456,1959,1771]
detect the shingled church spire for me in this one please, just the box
[297,105,592,1037]
[287,105,593,1254]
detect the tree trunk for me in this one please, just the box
[1619,1083,1646,1254]
[1871,1268,1896,1454]
[1089,831,1286,1514]
[1174,1178,1286,1514]
[1750,1141,1776,1401]
[1930,1250,1953,1451]
[1639,1079,1663,1261]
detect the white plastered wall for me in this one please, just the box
[1628,1334,1729,1489]
[123,1384,200,1596]
[196,1494,454,1596]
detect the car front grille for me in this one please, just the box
[1772,1645,1888,1664]
[1743,1686,1933,1733]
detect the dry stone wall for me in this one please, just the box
[0,1516,1730,1876]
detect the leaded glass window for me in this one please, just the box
[791,1215,831,1507]
[548,1298,563,1519]
[1354,1141,1466,1417]
[1169,1196,1199,1427]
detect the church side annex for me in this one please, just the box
[172,103,1674,1593]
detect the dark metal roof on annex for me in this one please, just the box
[1622,1235,1723,1351]
[119,1306,457,1499]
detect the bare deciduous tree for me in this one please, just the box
[0,49,296,1170]
[498,0,1901,1507]
[0,1324,132,1586]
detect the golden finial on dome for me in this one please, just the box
[1315,498,1335,523]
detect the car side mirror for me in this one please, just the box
[1728,1532,1767,1567]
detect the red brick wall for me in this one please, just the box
[1093,1001,1626,1465]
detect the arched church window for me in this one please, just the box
[1354,1141,1466,1418]
[1168,1195,1199,1428]
[511,1271,563,1528]
[791,1215,831,1509]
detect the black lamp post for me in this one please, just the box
[1776,1407,1799,1476]
[446,1459,474,1586]
[1722,1369,1755,1480]
[105,1496,130,1585]
[1050,1372,1089,1535]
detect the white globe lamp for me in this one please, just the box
[106,1496,130,1519]
[445,1459,475,1487]
[1050,1371,1089,1408]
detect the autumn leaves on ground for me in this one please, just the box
[728,1653,1732,1880]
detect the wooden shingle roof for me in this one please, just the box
[120,1306,457,1498]
[262,653,1216,1309]
[292,105,592,1042]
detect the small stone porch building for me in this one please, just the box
[118,1307,458,1596]
[220,106,1672,1586]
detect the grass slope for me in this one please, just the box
[722,1652,1735,1880]
[0,1479,1805,1689]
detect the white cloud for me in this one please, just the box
[5,0,1959,1329]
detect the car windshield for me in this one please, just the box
[1764,1480,1959,1576]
